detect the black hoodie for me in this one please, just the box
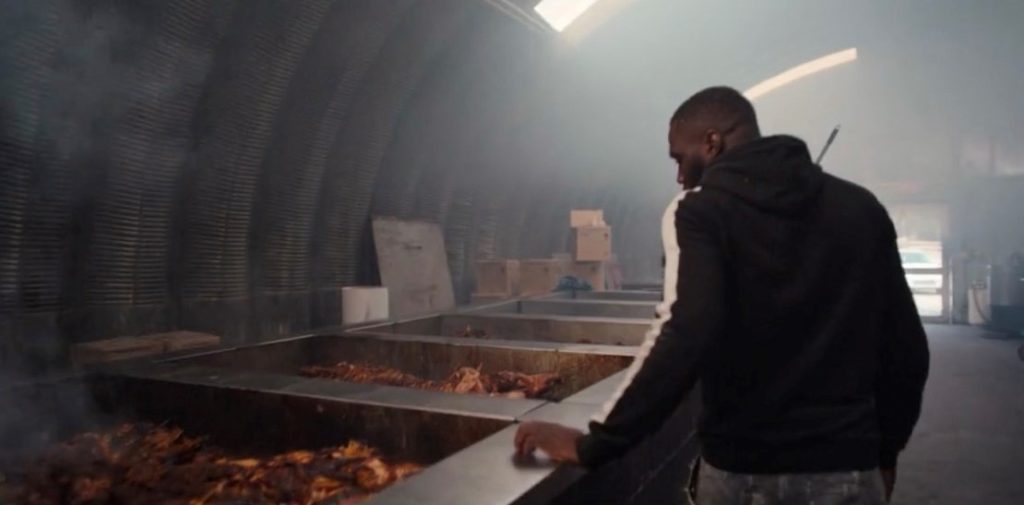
[577,135,930,474]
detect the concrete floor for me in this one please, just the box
[894,324,1024,505]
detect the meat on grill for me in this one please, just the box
[300,362,562,399]
[11,423,422,505]
[455,325,488,338]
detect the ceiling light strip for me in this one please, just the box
[744,48,858,101]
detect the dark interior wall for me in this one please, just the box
[0,0,654,371]
[10,0,1019,372]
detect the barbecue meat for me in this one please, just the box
[455,325,487,338]
[10,424,421,505]
[494,371,562,398]
[434,366,490,395]
[298,362,425,388]
[300,362,562,399]
[69,477,111,505]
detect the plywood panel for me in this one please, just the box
[372,217,456,318]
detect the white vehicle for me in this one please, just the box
[900,249,943,295]
[899,245,944,316]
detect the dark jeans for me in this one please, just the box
[695,461,886,505]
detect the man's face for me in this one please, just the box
[668,121,717,190]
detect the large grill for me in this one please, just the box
[0,373,509,504]
[171,333,633,402]
[1,294,698,505]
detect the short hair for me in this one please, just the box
[671,86,759,134]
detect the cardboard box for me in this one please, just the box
[570,209,605,228]
[520,259,567,296]
[552,252,573,273]
[475,259,520,296]
[572,225,612,261]
[571,261,606,291]
[470,293,509,305]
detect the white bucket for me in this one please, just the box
[342,286,389,324]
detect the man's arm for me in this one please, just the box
[577,199,725,467]
[876,215,930,472]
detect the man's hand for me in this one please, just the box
[514,421,584,464]
[881,467,896,502]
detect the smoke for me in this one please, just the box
[500,0,1024,275]
[53,8,134,162]
[0,0,178,462]
[0,376,113,470]
[3,0,218,185]
[0,0,148,164]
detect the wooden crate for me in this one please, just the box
[571,261,607,292]
[475,259,520,296]
[572,225,612,262]
[570,209,605,228]
[520,259,567,296]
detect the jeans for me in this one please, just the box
[694,461,886,505]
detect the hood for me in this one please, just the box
[701,135,824,216]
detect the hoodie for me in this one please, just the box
[577,135,930,474]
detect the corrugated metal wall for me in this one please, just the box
[0,0,656,370]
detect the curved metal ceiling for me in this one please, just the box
[0,0,663,369]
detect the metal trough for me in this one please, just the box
[166,333,633,401]
[470,299,657,319]
[358,313,652,346]
[0,374,510,463]
[0,362,693,505]
[0,371,513,503]
[0,369,677,505]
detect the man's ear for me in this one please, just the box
[705,129,724,157]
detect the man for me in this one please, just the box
[514,86,930,504]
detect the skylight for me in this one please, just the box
[534,0,601,32]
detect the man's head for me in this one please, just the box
[669,86,761,189]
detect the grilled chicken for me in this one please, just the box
[12,424,421,505]
[300,362,562,399]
